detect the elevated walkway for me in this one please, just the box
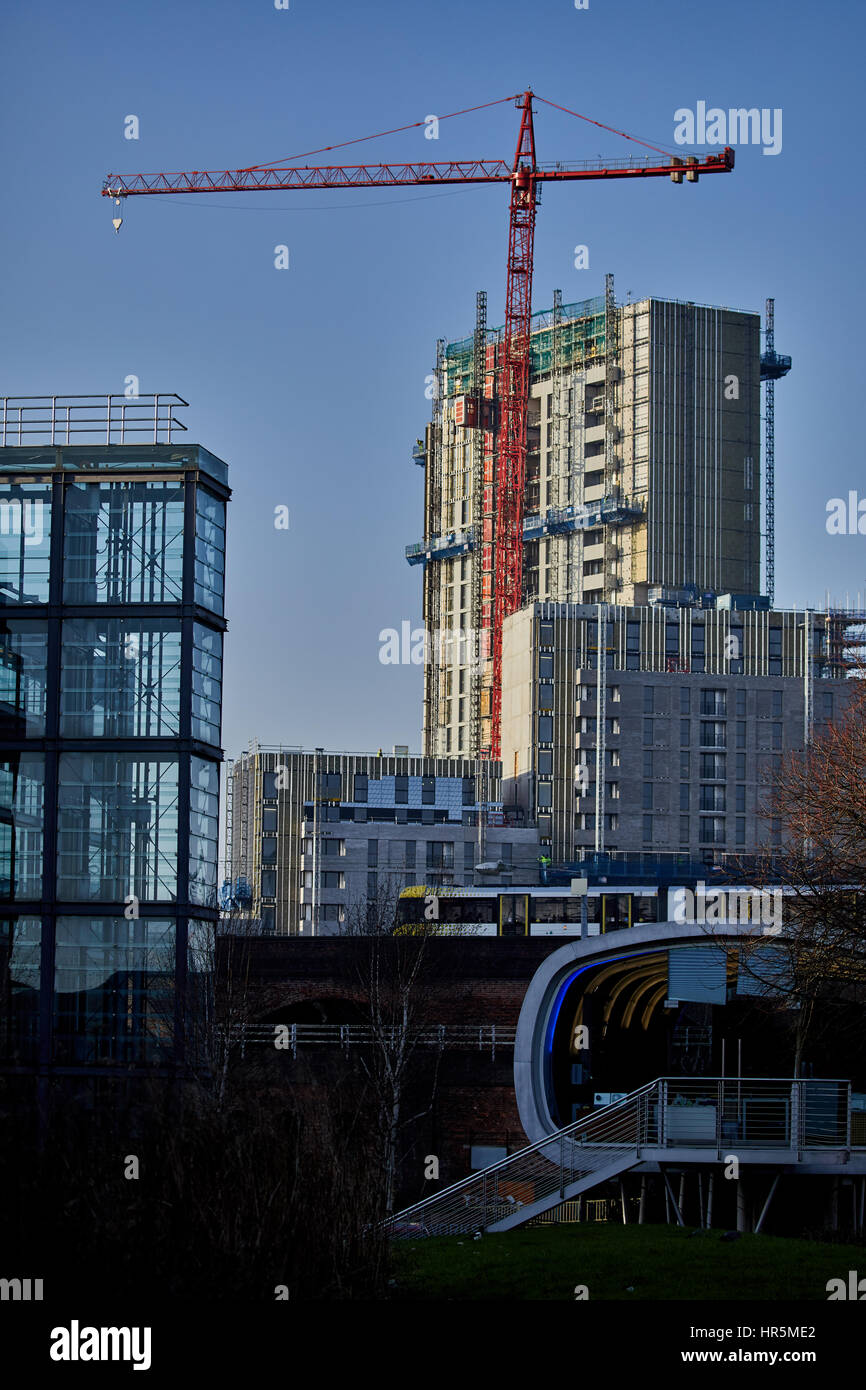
[385,1077,866,1238]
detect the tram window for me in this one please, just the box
[632,894,659,923]
[499,895,528,936]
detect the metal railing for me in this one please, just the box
[386,1077,860,1238]
[0,394,188,446]
[222,1022,515,1056]
[656,1078,852,1153]
[385,1080,658,1238]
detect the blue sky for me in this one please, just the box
[1,0,864,760]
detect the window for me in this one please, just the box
[736,690,747,717]
[192,623,222,746]
[539,655,554,679]
[644,686,654,713]
[321,871,345,890]
[260,906,276,934]
[643,750,654,779]
[680,688,690,714]
[736,753,746,780]
[608,750,620,768]
[262,808,277,833]
[538,715,553,743]
[643,718,653,745]
[463,840,474,870]
[64,481,184,606]
[537,751,552,775]
[58,622,186,745]
[772,723,783,750]
[261,836,277,864]
[736,785,746,813]
[539,622,554,645]
[322,839,345,856]
[0,621,49,736]
[394,776,408,804]
[462,776,475,805]
[0,483,52,606]
[700,753,726,780]
[319,771,341,798]
[626,622,640,653]
[261,870,276,897]
[57,753,179,903]
[700,689,726,717]
[609,686,621,703]
[666,624,680,655]
[691,625,705,656]
[699,817,726,845]
[680,752,690,780]
[679,815,690,844]
[421,775,435,805]
[680,784,690,811]
[700,722,726,748]
[53,916,175,1066]
[263,772,277,800]
[426,841,454,869]
[194,488,226,616]
[405,840,416,868]
[737,721,747,749]
[607,781,620,799]
[680,719,690,746]
[643,814,653,843]
[354,774,368,803]
[643,783,654,810]
[0,754,44,899]
[822,692,834,719]
[538,684,554,710]
[537,782,553,808]
[736,817,746,845]
[367,872,378,898]
[367,839,378,867]
[700,785,726,812]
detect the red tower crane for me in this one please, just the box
[103,90,734,758]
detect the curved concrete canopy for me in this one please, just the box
[513,921,758,1144]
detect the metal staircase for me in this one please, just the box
[385,1076,865,1239]
[385,1080,656,1238]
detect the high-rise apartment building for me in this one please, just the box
[501,600,857,865]
[409,286,762,759]
[0,395,228,1083]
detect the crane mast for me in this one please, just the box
[103,93,734,760]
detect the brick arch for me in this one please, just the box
[255,992,367,1026]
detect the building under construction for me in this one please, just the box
[409,282,762,760]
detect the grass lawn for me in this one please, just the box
[391,1223,866,1301]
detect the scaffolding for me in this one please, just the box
[442,296,607,393]
[826,605,866,677]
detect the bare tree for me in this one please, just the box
[341,875,444,1214]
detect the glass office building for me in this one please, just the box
[0,397,229,1081]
